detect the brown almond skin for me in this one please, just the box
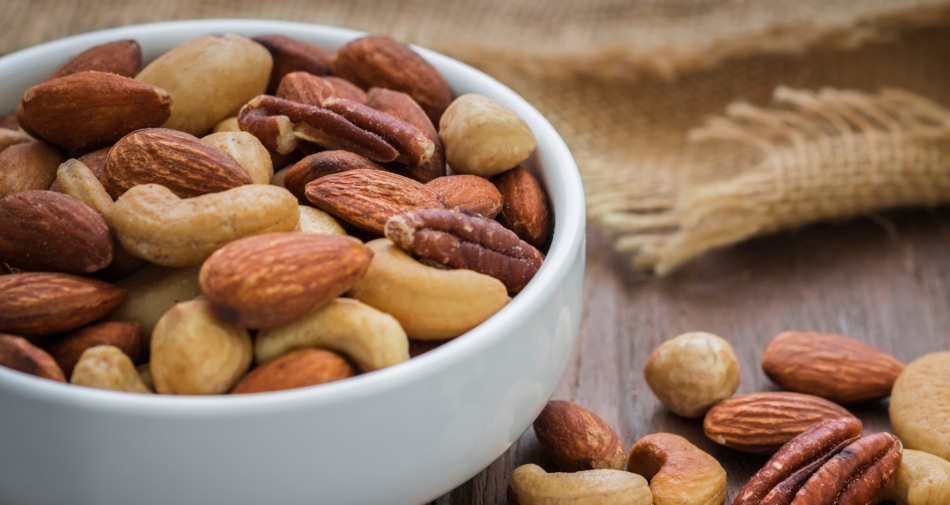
[0,333,66,382]
[252,34,333,94]
[761,331,905,404]
[199,232,373,329]
[45,321,143,378]
[102,127,252,198]
[426,174,503,218]
[18,70,172,151]
[703,391,857,454]
[0,190,113,274]
[231,347,356,394]
[305,168,445,235]
[283,150,386,202]
[331,36,452,125]
[533,400,627,471]
[492,165,553,250]
[0,272,126,337]
[46,39,143,80]
[0,140,67,198]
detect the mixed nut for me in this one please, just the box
[0,32,553,394]
[511,331,950,505]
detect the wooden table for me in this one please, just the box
[435,209,950,504]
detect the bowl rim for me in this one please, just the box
[0,18,586,413]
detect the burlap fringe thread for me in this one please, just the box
[603,87,950,275]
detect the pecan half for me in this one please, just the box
[384,207,545,294]
[322,97,434,168]
[734,417,902,505]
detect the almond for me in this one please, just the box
[18,70,172,151]
[283,150,385,202]
[305,168,445,235]
[702,391,857,454]
[492,165,552,250]
[0,272,126,337]
[331,36,452,125]
[0,190,112,274]
[533,400,627,471]
[252,34,333,94]
[0,333,66,382]
[230,347,356,394]
[0,140,66,198]
[46,39,143,80]
[102,127,252,198]
[199,232,373,329]
[426,174,503,218]
[45,320,143,378]
[761,331,904,404]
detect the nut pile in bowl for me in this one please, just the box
[0,20,586,505]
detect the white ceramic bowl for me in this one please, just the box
[0,19,585,505]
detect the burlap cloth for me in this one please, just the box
[5,0,950,273]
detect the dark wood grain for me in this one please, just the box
[434,207,950,504]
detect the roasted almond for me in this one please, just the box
[703,391,857,454]
[0,189,112,274]
[0,333,66,381]
[492,165,552,250]
[304,168,445,235]
[761,331,905,404]
[102,127,252,198]
[426,174,503,218]
[199,232,373,329]
[230,347,356,394]
[283,150,385,202]
[533,400,627,471]
[46,39,143,80]
[252,34,333,94]
[0,272,126,337]
[0,140,66,198]
[18,70,172,151]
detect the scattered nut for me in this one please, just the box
[149,299,252,395]
[439,93,537,177]
[627,432,727,505]
[254,297,409,372]
[890,351,950,461]
[533,400,627,471]
[703,391,857,454]
[70,345,152,393]
[507,464,652,505]
[761,331,904,404]
[644,331,740,419]
[880,449,950,505]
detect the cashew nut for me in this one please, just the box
[644,331,740,418]
[201,130,274,185]
[255,297,409,372]
[69,345,152,394]
[106,183,299,267]
[109,263,203,338]
[879,449,950,505]
[507,464,652,505]
[54,158,114,215]
[296,205,346,235]
[627,432,727,505]
[150,299,252,395]
[347,238,510,340]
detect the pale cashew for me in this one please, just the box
[150,299,252,395]
[137,362,155,392]
[70,345,152,394]
[626,432,727,505]
[644,332,740,418]
[255,297,409,372]
[347,238,510,340]
[109,263,203,338]
[106,183,299,267]
[0,128,33,152]
[879,449,950,505]
[507,464,652,505]
[201,130,274,185]
[296,205,346,235]
[54,158,114,215]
